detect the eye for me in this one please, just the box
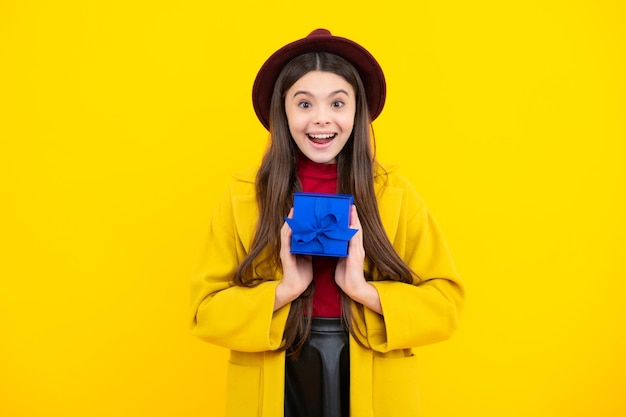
[298,101,311,109]
[332,101,345,108]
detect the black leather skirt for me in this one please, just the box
[284,317,350,417]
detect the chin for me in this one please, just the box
[305,153,337,164]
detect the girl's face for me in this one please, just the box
[284,71,356,164]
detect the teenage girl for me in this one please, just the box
[191,28,464,417]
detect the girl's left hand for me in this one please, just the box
[335,205,383,314]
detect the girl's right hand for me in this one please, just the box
[274,208,313,311]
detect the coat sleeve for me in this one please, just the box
[363,177,465,352]
[190,183,290,352]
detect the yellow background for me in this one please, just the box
[1,0,624,416]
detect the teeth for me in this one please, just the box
[308,133,335,139]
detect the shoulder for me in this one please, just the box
[211,167,258,214]
[374,162,425,206]
[226,166,258,196]
[231,166,258,184]
[211,167,258,230]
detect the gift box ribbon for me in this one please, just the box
[285,198,358,253]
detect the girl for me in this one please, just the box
[191,29,464,417]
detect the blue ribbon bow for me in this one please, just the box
[285,198,357,254]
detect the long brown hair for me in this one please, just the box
[234,52,417,354]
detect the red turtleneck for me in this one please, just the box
[296,153,342,317]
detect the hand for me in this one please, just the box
[274,208,313,311]
[335,205,366,295]
[335,205,383,314]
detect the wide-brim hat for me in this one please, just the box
[252,28,386,130]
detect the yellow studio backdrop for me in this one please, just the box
[1,1,624,416]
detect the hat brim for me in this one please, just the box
[252,29,386,130]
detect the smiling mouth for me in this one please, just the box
[307,133,336,144]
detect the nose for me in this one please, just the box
[314,107,331,125]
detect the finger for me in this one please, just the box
[282,208,294,234]
[281,211,295,258]
[347,206,365,258]
[350,205,362,230]
[281,222,291,242]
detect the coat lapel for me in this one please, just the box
[376,182,403,245]
[232,193,257,254]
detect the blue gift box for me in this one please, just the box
[285,192,358,257]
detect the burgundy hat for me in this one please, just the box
[252,28,386,130]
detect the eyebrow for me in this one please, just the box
[292,89,351,98]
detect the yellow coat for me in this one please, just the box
[191,164,464,417]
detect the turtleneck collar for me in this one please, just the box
[296,152,338,180]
